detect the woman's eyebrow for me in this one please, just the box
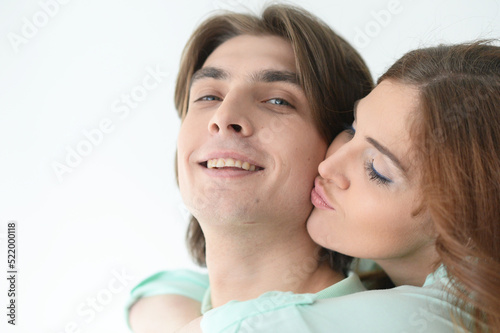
[366,137,408,174]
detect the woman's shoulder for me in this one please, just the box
[201,268,463,332]
[307,266,459,331]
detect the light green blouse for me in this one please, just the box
[127,266,468,332]
[126,270,366,326]
[201,266,467,332]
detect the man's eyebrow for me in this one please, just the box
[366,137,407,174]
[190,67,300,89]
[191,67,229,85]
[252,70,300,87]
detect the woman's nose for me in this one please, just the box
[318,145,351,190]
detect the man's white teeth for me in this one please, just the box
[207,158,257,171]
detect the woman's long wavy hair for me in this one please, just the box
[174,4,373,275]
[380,41,500,332]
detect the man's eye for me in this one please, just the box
[268,98,287,105]
[196,95,221,102]
[266,98,292,107]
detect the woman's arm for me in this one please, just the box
[126,270,209,332]
[129,294,202,333]
[175,317,203,333]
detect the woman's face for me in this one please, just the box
[307,80,436,268]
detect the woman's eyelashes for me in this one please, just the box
[365,159,393,186]
[342,123,393,186]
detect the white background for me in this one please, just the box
[0,0,499,332]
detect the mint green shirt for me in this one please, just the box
[127,266,468,332]
[126,270,366,326]
[201,271,366,314]
[201,266,467,332]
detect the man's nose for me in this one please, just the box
[208,94,254,137]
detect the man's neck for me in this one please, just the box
[203,223,344,308]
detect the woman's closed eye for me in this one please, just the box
[365,159,393,186]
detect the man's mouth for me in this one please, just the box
[202,158,263,172]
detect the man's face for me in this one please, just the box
[177,34,327,228]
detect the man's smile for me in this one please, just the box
[205,157,264,171]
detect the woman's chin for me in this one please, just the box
[306,212,334,249]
